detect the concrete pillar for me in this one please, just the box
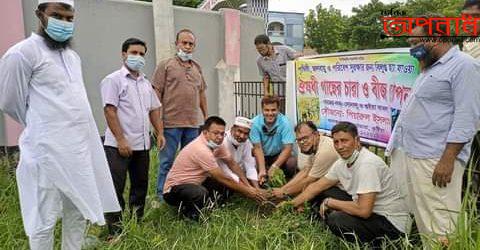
[217,9,241,125]
[285,60,296,124]
[0,0,25,146]
[152,0,175,63]
[216,60,239,126]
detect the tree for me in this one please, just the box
[304,4,350,54]
[304,0,466,53]
[137,0,203,8]
[211,0,246,11]
[348,0,408,50]
[404,0,464,17]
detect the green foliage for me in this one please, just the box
[304,4,349,54]
[305,0,467,54]
[349,0,409,50]
[268,167,287,188]
[136,0,203,8]
[212,0,246,11]
[1,150,479,249]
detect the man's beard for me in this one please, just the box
[39,28,72,50]
[301,145,316,155]
[422,53,439,69]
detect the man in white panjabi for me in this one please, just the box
[0,1,120,249]
[218,117,259,188]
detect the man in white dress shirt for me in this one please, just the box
[0,1,120,249]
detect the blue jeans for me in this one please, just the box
[156,128,199,199]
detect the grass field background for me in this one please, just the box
[0,150,479,249]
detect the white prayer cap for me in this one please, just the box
[38,0,74,7]
[234,117,253,129]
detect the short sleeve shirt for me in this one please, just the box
[298,135,338,178]
[163,134,231,193]
[463,41,480,59]
[249,113,296,156]
[256,45,297,82]
[101,66,161,150]
[325,148,410,233]
[152,56,207,128]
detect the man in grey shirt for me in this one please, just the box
[387,14,480,246]
[254,34,300,95]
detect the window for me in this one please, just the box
[292,25,303,38]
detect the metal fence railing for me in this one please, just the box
[234,81,286,119]
[233,81,390,159]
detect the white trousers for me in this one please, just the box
[29,187,86,250]
[218,161,258,183]
[390,149,464,237]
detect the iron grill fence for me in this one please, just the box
[233,81,389,160]
[234,81,286,119]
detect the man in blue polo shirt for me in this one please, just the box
[250,96,297,185]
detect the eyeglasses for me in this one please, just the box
[296,133,314,144]
[262,126,277,136]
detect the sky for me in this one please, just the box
[268,0,406,16]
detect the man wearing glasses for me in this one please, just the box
[270,121,338,201]
[250,96,297,185]
[163,116,267,221]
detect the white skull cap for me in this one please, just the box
[234,116,253,129]
[38,0,74,7]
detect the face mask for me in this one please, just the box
[342,149,360,165]
[410,44,428,60]
[177,49,193,62]
[44,17,74,42]
[125,55,145,72]
[410,44,439,68]
[206,140,220,150]
[228,134,243,147]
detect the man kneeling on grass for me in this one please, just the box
[285,122,410,247]
[163,116,268,220]
[270,121,338,201]
[218,116,260,188]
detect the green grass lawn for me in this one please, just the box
[0,150,479,249]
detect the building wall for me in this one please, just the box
[247,0,268,20]
[0,0,25,146]
[21,0,157,133]
[267,11,304,52]
[240,13,265,81]
[0,0,264,145]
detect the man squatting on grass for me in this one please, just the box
[271,121,338,202]
[163,116,268,220]
[250,96,298,185]
[284,122,410,247]
[218,116,260,188]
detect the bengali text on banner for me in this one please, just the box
[295,50,419,147]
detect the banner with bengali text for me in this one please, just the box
[295,50,419,147]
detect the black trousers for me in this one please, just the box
[104,146,150,234]
[164,178,230,221]
[313,187,403,247]
[265,154,297,180]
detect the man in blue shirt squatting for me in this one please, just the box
[387,13,480,247]
[250,96,297,185]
